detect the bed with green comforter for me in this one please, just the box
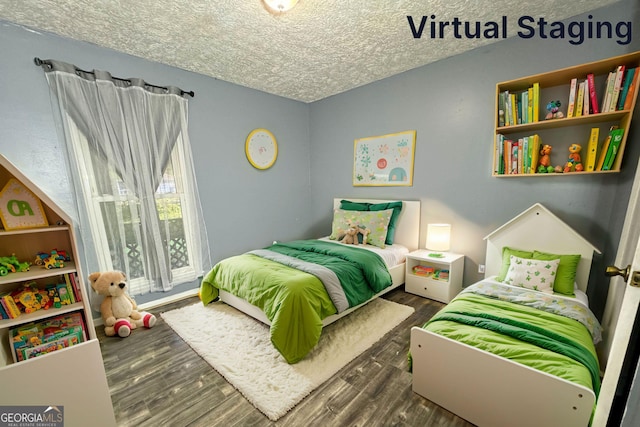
[200,239,393,363]
[422,280,602,395]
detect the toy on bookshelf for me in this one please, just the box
[563,144,584,173]
[545,100,564,120]
[537,144,556,173]
[0,254,30,276]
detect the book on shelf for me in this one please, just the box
[498,91,506,127]
[618,68,637,110]
[587,73,599,114]
[583,80,590,116]
[533,82,540,122]
[527,87,533,123]
[63,273,76,304]
[510,93,517,125]
[585,128,600,172]
[609,65,626,112]
[567,77,578,118]
[575,80,585,117]
[0,292,22,318]
[602,128,625,171]
[624,69,640,110]
[596,126,619,171]
[69,273,82,302]
[602,72,616,113]
[10,311,87,362]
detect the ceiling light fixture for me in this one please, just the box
[262,0,300,14]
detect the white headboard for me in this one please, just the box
[484,203,600,292]
[333,198,421,251]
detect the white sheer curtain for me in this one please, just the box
[39,59,210,295]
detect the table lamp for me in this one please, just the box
[426,223,451,257]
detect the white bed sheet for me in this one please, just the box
[318,237,409,267]
[481,276,589,308]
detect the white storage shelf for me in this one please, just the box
[405,250,465,303]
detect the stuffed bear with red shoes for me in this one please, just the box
[89,270,156,337]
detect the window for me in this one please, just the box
[67,117,203,295]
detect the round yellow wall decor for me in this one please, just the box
[245,128,278,170]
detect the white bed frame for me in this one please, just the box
[411,203,601,427]
[219,198,421,327]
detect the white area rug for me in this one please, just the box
[161,298,414,421]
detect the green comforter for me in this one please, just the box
[200,239,392,363]
[424,282,601,395]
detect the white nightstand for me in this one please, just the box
[405,250,465,303]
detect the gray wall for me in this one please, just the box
[308,0,640,319]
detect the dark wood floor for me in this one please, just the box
[97,287,475,426]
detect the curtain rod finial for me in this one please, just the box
[34,57,43,66]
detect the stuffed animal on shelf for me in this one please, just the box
[537,144,555,173]
[339,224,359,245]
[563,143,584,172]
[545,100,564,120]
[89,270,156,337]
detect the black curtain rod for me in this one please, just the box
[34,57,195,98]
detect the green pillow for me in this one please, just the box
[532,251,581,296]
[496,247,534,282]
[329,208,394,248]
[340,200,403,245]
[339,200,370,211]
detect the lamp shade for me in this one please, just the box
[426,223,451,251]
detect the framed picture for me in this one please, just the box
[353,130,416,186]
[0,178,49,230]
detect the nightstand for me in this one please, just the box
[405,250,465,303]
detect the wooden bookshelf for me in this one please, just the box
[493,51,640,177]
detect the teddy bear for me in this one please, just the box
[89,271,156,337]
[339,224,359,245]
[563,143,584,172]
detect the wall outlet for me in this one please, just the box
[478,264,485,274]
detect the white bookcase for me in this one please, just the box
[0,154,115,426]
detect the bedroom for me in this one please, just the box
[0,0,639,425]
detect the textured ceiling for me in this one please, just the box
[0,0,620,102]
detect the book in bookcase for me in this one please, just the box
[585,128,600,172]
[602,128,626,171]
[567,78,578,118]
[587,73,599,114]
[618,68,637,110]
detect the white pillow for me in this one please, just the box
[503,255,560,294]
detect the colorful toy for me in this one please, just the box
[563,143,584,172]
[0,254,30,276]
[537,144,556,173]
[89,270,156,338]
[545,100,564,120]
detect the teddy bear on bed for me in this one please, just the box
[339,224,360,245]
[89,270,157,337]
